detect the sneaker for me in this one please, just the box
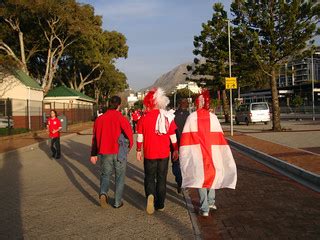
[99,194,108,209]
[199,211,209,217]
[146,194,155,215]
[113,202,124,209]
[209,204,217,210]
[156,206,165,212]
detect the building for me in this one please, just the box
[0,66,44,130]
[43,86,95,124]
[176,81,202,94]
[127,93,138,107]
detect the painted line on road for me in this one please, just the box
[228,138,320,193]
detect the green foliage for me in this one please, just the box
[292,95,303,107]
[133,100,143,110]
[192,3,229,89]
[0,0,129,98]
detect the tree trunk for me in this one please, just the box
[270,68,281,131]
[18,31,28,73]
[222,89,230,123]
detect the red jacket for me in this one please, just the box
[136,109,177,159]
[91,109,133,156]
[47,117,61,138]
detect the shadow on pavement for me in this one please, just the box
[0,143,23,239]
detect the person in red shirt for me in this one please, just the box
[131,109,141,133]
[46,110,62,159]
[136,88,178,214]
[90,96,133,209]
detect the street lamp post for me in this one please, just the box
[227,19,234,136]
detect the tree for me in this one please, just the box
[0,0,40,73]
[63,30,128,92]
[231,0,320,131]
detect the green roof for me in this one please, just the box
[45,86,95,102]
[11,68,42,90]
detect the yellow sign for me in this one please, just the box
[225,77,237,89]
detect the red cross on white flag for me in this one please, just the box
[179,109,237,189]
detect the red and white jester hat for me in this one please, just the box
[143,88,169,110]
[195,89,210,110]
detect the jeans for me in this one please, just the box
[100,154,126,207]
[144,157,169,209]
[198,188,215,213]
[51,137,60,158]
[171,160,182,188]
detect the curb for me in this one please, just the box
[227,138,320,193]
[182,189,202,240]
[0,129,91,161]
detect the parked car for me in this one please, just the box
[235,102,270,125]
[0,117,14,128]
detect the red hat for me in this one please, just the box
[196,89,210,110]
[143,88,169,110]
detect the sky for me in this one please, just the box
[81,0,232,91]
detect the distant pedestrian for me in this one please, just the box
[179,90,237,217]
[136,88,179,214]
[90,96,133,209]
[47,110,62,159]
[171,98,190,193]
[131,109,141,133]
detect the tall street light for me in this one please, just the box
[226,19,234,136]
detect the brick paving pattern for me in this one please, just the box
[228,132,320,174]
[190,150,320,240]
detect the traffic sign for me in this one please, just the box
[225,77,237,89]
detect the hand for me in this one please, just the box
[172,150,179,161]
[90,156,98,165]
[136,151,142,161]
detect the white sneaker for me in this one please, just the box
[199,211,209,217]
[146,194,155,215]
[209,204,217,210]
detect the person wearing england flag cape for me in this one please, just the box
[179,90,237,217]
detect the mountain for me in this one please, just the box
[141,63,191,93]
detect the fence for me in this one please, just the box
[0,98,94,131]
[43,101,94,125]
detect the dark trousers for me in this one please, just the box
[171,160,182,188]
[51,137,61,158]
[132,121,137,133]
[144,157,169,209]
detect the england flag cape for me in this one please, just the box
[179,109,237,189]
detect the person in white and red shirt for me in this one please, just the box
[136,88,178,214]
[47,110,62,159]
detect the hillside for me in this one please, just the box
[142,63,191,93]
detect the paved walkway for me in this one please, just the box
[0,129,194,239]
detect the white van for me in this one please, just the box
[235,102,270,125]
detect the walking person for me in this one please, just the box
[90,96,133,209]
[179,90,237,217]
[136,88,179,214]
[47,110,62,159]
[171,98,190,193]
